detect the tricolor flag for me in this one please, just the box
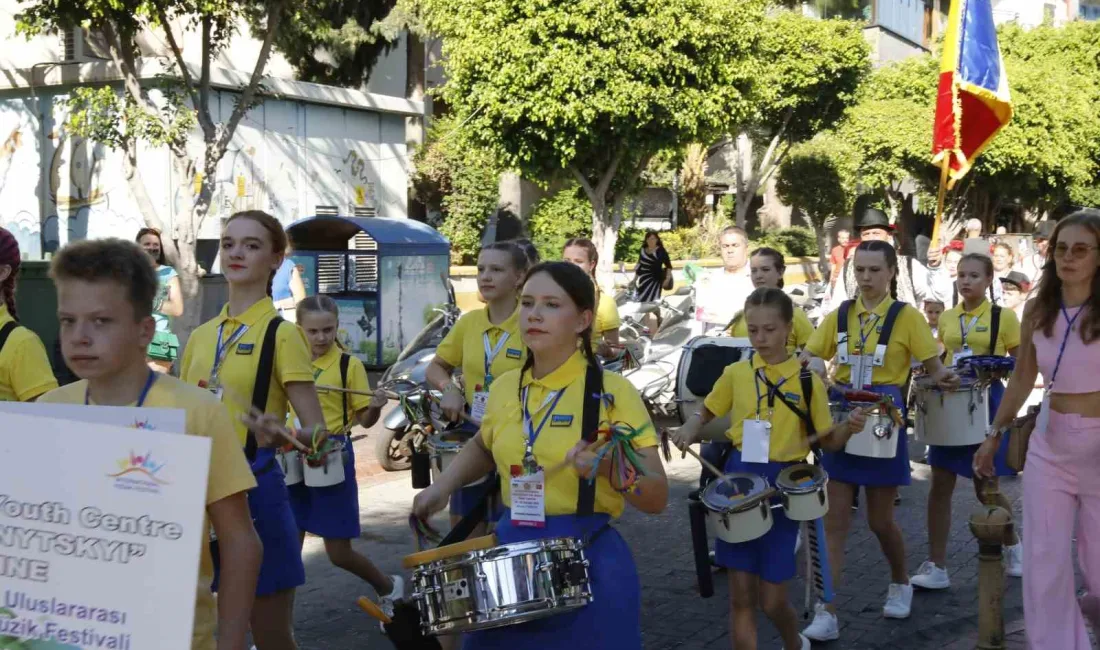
[932,0,1013,188]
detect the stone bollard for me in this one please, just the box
[969,504,1013,650]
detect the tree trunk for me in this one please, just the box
[801,210,829,280]
[168,154,205,351]
[734,131,753,228]
[588,196,619,292]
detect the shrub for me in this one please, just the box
[528,186,592,260]
[614,227,647,264]
[750,226,818,257]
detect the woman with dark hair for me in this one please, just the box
[136,227,184,373]
[563,238,621,359]
[0,227,57,402]
[978,209,1100,649]
[413,261,668,649]
[801,239,959,642]
[634,229,673,302]
[727,247,814,353]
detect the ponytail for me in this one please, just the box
[0,227,21,320]
[1,281,16,320]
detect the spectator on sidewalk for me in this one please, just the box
[633,230,673,303]
[272,244,307,323]
[693,226,755,335]
[829,228,851,288]
[136,227,183,373]
[1000,271,1030,321]
[830,208,936,311]
[1015,220,1055,287]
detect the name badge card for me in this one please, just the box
[471,391,490,423]
[510,471,546,528]
[742,419,771,464]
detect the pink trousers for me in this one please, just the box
[1023,410,1100,649]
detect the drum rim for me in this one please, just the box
[402,534,498,569]
[914,377,985,391]
[701,472,769,513]
[427,429,476,452]
[776,464,827,494]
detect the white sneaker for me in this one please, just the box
[378,574,405,630]
[910,560,950,590]
[1004,543,1024,578]
[802,602,840,641]
[883,582,913,619]
[798,633,811,650]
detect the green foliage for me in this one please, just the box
[614,227,647,264]
[65,84,196,151]
[775,133,856,227]
[527,186,592,261]
[750,226,818,257]
[411,114,504,264]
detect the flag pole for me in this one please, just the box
[931,155,951,251]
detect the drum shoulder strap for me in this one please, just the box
[340,352,351,431]
[989,306,1001,355]
[0,321,19,356]
[837,300,852,344]
[246,316,284,462]
[876,301,907,349]
[771,369,817,438]
[577,363,604,517]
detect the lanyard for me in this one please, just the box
[856,313,879,354]
[521,386,566,457]
[86,370,157,406]
[1049,304,1084,389]
[212,322,248,381]
[482,331,509,386]
[752,369,788,420]
[959,313,980,348]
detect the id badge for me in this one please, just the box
[1036,393,1051,435]
[510,470,546,528]
[952,347,974,367]
[850,355,873,388]
[471,391,490,423]
[742,419,771,464]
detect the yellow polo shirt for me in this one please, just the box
[727,308,815,354]
[704,355,833,462]
[939,298,1020,357]
[435,307,525,401]
[39,376,256,650]
[180,297,315,445]
[807,296,939,386]
[593,291,621,344]
[480,351,658,518]
[293,345,372,433]
[0,304,58,402]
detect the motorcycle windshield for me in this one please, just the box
[395,313,450,363]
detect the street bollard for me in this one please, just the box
[969,504,1013,650]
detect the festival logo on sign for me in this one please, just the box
[107,450,170,494]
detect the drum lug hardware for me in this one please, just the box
[873,423,891,439]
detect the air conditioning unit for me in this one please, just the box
[60,27,109,63]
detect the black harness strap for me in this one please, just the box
[340,352,351,431]
[246,316,284,463]
[0,322,18,356]
[763,368,819,448]
[838,299,906,354]
[989,305,1002,355]
[576,363,604,517]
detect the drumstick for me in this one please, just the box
[680,445,730,484]
[356,597,392,625]
[221,384,312,453]
[544,438,611,477]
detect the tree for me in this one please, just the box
[679,143,708,227]
[726,10,869,227]
[411,0,767,281]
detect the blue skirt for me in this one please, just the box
[823,384,910,487]
[713,448,800,584]
[462,511,641,650]
[927,380,1016,479]
[213,447,307,596]
[288,436,362,539]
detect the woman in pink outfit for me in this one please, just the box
[976,208,1100,649]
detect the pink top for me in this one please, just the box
[1034,305,1100,393]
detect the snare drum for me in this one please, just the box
[303,439,346,487]
[278,449,303,486]
[842,406,899,459]
[404,534,593,636]
[776,464,829,521]
[676,336,753,439]
[700,472,774,544]
[914,377,989,447]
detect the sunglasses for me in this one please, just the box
[1053,243,1099,260]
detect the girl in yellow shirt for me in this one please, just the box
[911,253,1023,590]
[413,261,668,649]
[289,295,402,609]
[563,238,621,360]
[0,227,58,402]
[179,210,330,649]
[427,241,529,528]
[727,247,814,352]
[674,287,864,650]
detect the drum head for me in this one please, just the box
[776,464,827,494]
[701,472,769,513]
[401,534,498,570]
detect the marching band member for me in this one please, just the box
[180,210,328,650]
[289,295,402,609]
[40,239,262,650]
[427,241,530,533]
[413,261,668,649]
[979,210,1100,649]
[726,247,814,353]
[562,238,621,360]
[800,240,959,641]
[0,227,57,402]
[912,253,1023,591]
[673,287,864,650]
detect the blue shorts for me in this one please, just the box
[462,511,640,650]
[927,381,1016,479]
[213,448,306,596]
[288,436,361,539]
[712,448,800,584]
[823,384,910,487]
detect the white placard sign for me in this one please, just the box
[0,412,210,650]
[0,402,187,435]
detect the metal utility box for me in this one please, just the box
[286,216,452,369]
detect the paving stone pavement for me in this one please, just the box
[292,419,1035,649]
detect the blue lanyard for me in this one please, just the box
[212,322,248,380]
[86,370,157,406]
[856,313,879,353]
[483,331,509,387]
[521,386,567,456]
[1049,304,1084,388]
[752,369,787,420]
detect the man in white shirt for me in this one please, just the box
[828,208,936,309]
[693,226,755,335]
[1015,220,1054,288]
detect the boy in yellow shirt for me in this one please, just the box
[39,238,262,650]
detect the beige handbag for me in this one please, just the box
[1006,405,1041,472]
